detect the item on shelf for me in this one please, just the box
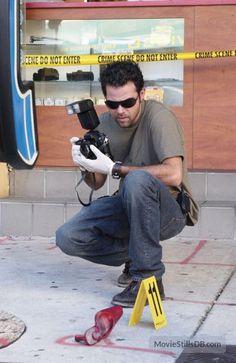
[144,86,164,103]
[66,70,94,81]
[43,98,55,106]
[30,35,64,44]
[55,98,66,106]
[33,68,59,81]
[35,98,43,106]
[96,98,106,105]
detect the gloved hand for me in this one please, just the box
[71,137,86,171]
[71,137,115,175]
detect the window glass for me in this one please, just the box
[23,18,184,107]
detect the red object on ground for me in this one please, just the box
[75,305,123,345]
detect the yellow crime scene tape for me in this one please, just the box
[22,49,236,67]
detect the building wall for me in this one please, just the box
[26,2,236,171]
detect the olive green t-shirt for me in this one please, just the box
[97,100,199,225]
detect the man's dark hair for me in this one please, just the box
[100,61,144,97]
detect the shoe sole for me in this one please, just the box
[117,281,131,288]
[111,294,165,308]
[111,299,138,308]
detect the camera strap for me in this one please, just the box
[75,173,95,207]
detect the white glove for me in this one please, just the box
[71,137,114,175]
[70,137,86,170]
[78,145,114,175]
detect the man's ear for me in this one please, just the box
[140,88,145,101]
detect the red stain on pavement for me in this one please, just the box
[165,296,236,306]
[0,237,11,245]
[47,245,57,250]
[55,335,176,357]
[180,240,207,264]
[0,337,10,348]
[165,261,236,267]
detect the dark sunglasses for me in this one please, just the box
[105,96,139,109]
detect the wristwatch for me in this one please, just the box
[112,162,122,179]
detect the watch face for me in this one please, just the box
[112,174,120,179]
[112,162,122,179]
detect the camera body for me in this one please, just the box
[75,130,111,160]
[66,99,113,160]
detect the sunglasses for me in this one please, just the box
[105,96,139,109]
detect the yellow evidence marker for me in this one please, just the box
[129,276,167,330]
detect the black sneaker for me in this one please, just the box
[117,261,132,287]
[112,278,165,308]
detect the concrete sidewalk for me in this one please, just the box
[0,236,235,363]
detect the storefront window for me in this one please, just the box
[23,18,184,106]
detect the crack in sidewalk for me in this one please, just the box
[191,267,236,338]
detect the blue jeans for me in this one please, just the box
[56,170,186,280]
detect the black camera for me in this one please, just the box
[66,70,94,82]
[66,99,112,160]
